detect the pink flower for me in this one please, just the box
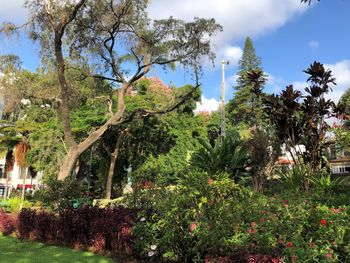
[189,222,196,232]
[207,178,214,185]
[248,228,257,234]
[325,253,333,260]
[251,222,257,228]
[286,242,293,248]
[291,255,297,262]
[320,219,327,227]
[283,204,289,208]
[330,208,340,214]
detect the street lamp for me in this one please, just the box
[221,60,229,138]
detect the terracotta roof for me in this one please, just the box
[277,157,293,165]
[329,156,350,163]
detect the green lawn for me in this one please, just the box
[0,235,114,263]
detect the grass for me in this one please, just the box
[0,235,115,263]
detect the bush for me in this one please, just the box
[0,210,16,236]
[131,171,350,262]
[7,198,32,213]
[17,206,136,254]
[35,177,90,211]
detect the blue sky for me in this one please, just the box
[1,0,350,112]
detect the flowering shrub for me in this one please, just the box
[131,171,350,262]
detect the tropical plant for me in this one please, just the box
[277,165,308,191]
[191,133,249,180]
[309,169,346,191]
[254,62,343,178]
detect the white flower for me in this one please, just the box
[148,251,155,257]
[140,217,146,222]
[151,245,157,250]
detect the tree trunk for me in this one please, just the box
[105,154,118,200]
[105,130,127,199]
[21,168,26,201]
[58,148,80,180]
[4,172,9,199]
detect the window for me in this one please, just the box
[332,165,350,174]
[19,167,31,179]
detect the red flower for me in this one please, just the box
[189,222,196,232]
[291,255,297,262]
[207,178,214,185]
[251,222,257,228]
[325,253,333,260]
[320,219,327,226]
[282,199,289,204]
[286,242,293,247]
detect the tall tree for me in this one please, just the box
[228,37,265,126]
[1,0,221,180]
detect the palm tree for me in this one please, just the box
[15,140,30,200]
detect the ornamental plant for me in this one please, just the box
[131,176,350,262]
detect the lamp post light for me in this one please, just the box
[221,60,229,138]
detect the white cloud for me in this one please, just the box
[149,0,307,47]
[324,60,350,102]
[266,61,350,103]
[194,96,220,113]
[292,81,308,92]
[216,45,243,66]
[308,40,320,49]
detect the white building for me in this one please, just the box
[0,148,43,197]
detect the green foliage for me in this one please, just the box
[277,165,308,191]
[132,113,207,185]
[131,172,350,262]
[27,124,66,179]
[191,132,249,180]
[35,177,89,211]
[6,198,31,213]
[132,171,239,261]
[228,37,266,126]
[309,169,346,192]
